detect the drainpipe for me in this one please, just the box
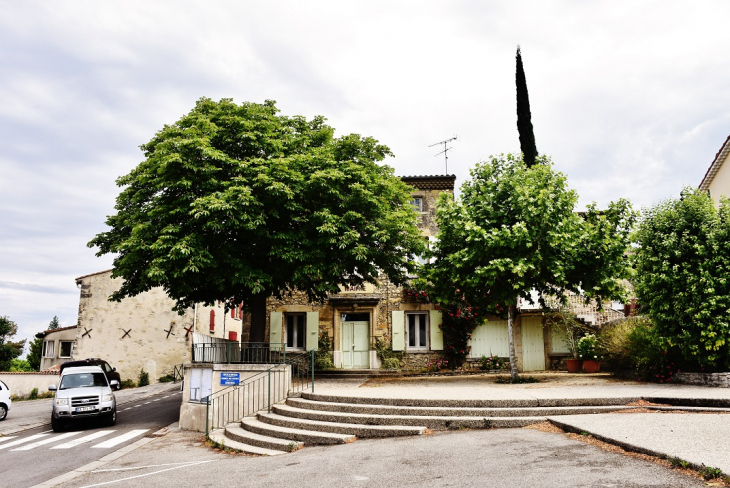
[193,304,198,333]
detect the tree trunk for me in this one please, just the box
[507,304,520,380]
[248,292,269,344]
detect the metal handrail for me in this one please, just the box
[191,342,288,364]
[204,349,314,436]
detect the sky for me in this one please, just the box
[2,1,730,351]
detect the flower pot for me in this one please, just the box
[566,359,583,373]
[582,359,601,373]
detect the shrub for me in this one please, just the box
[158,374,175,383]
[121,379,136,389]
[29,387,38,400]
[576,334,601,360]
[424,358,448,372]
[313,331,335,370]
[479,355,508,371]
[626,320,680,383]
[600,316,650,371]
[138,369,150,387]
[382,357,401,370]
[374,337,403,369]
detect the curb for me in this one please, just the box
[30,422,178,488]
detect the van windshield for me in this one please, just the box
[59,373,108,390]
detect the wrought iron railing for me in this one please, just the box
[191,342,290,364]
[173,364,184,383]
[204,349,314,436]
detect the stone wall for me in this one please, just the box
[0,372,60,397]
[674,372,729,388]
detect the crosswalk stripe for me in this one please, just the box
[92,429,148,448]
[52,430,116,449]
[0,436,17,444]
[12,432,81,451]
[0,433,50,450]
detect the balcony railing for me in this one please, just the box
[192,342,301,364]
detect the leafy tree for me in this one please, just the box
[48,316,60,330]
[633,188,730,370]
[516,46,538,168]
[89,98,424,342]
[27,334,43,371]
[423,154,635,378]
[9,358,32,372]
[0,316,25,371]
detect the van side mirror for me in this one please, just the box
[48,385,57,391]
[110,380,119,388]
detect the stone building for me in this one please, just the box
[37,325,78,371]
[699,134,730,204]
[71,270,243,383]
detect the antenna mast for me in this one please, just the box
[429,136,457,174]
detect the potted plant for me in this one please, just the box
[577,334,602,373]
[545,308,583,373]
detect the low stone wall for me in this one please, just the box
[674,372,729,388]
[0,372,60,397]
[401,351,440,371]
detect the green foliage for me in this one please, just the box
[699,465,724,480]
[9,359,32,372]
[27,335,43,371]
[633,188,730,371]
[479,355,508,371]
[121,379,137,389]
[314,331,334,370]
[495,375,540,384]
[0,316,25,371]
[544,308,587,358]
[138,369,150,387]
[424,358,449,372]
[89,98,425,342]
[374,336,403,368]
[158,374,175,383]
[599,316,650,371]
[626,320,680,383]
[576,334,601,360]
[516,46,538,168]
[668,457,691,469]
[29,387,38,400]
[48,316,60,330]
[382,358,401,370]
[439,303,480,366]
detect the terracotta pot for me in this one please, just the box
[582,359,601,373]
[566,359,583,373]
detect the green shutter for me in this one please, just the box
[270,312,282,351]
[429,310,443,351]
[392,311,405,351]
[306,311,319,351]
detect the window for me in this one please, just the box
[43,341,55,358]
[407,313,428,350]
[410,197,423,212]
[59,341,73,358]
[286,313,306,350]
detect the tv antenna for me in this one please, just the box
[429,136,457,174]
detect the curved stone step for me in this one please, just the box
[208,428,285,456]
[257,411,426,437]
[225,423,304,452]
[286,397,634,418]
[242,417,356,445]
[273,403,545,429]
[301,392,640,408]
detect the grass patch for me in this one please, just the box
[495,375,541,384]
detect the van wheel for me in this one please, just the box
[51,415,64,432]
[106,408,117,427]
[0,404,7,421]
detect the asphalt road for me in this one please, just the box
[1,389,182,488]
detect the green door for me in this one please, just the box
[341,321,369,369]
[521,316,546,371]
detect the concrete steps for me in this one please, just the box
[208,428,285,456]
[260,410,427,437]
[242,417,356,445]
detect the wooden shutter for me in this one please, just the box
[228,331,238,341]
[429,310,443,351]
[392,311,405,351]
[269,312,282,351]
[209,310,215,331]
[306,312,319,351]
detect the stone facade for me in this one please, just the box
[674,372,729,388]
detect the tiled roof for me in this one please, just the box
[35,324,78,338]
[400,175,456,191]
[75,269,113,281]
[699,135,730,191]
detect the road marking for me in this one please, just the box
[162,395,170,398]
[123,408,131,411]
[52,430,116,449]
[12,432,80,451]
[93,461,213,473]
[0,433,50,450]
[92,429,149,448]
[80,460,215,487]
[134,405,141,407]
[152,398,160,401]
[144,402,150,404]
[0,436,17,444]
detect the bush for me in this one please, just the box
[313,331,335,370]
[600,316,649,371]
[424,358,448,372]
[121,379,136,389]
[158,374,175,383]
[382,357,401,370]
[576,334,601,360]
[138,369,150,387]
[374,337,403,369]
[479,355,508,371]
[626,320,680,383]
[29,388,38,400]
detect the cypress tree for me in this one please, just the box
[48,315,60,330]
[516,46,538,167]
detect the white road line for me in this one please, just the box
[0,433,50,450]
[143,402,150,404]
[51,430,116,449]
[93,461,211,473]
[12,432,81,451]
[92,429,149,449]
[152,399,160,401]
[0,436,17,444]
[80,460,215,488]
[134,405,141,408]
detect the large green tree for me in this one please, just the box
[90,98,424,342]
[48,316,60,330]
[516,46,538,168]
[0,316,25,371]
[633,188,730,370]
[424,154,635,378]
[27,334,43,371]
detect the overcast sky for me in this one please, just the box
[2,1,729,350]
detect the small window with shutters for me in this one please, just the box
[228,331,238,341]
[285,313,306,350]
[209,310,215,332]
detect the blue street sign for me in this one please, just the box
[220,372,240,386]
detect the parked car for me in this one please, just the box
[0,379,11,420]
[60,358,122,390]
[49,365,117,432]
